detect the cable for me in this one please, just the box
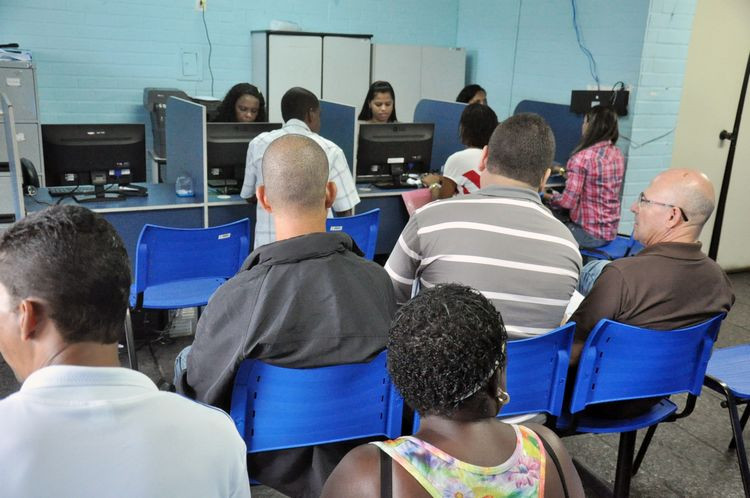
[610,81,626,106]
[571,0,600,89]
[620,128,675,149]
[202,7,214,97]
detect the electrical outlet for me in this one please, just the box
[196,0,206,11]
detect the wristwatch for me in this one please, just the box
[428,183,441,191]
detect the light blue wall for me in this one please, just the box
[0,0,459,124]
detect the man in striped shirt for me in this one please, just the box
[386,113,582,339]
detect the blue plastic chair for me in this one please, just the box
[580,231,644,261]
[412,323,575,432]
[704,344,750,496]
[125,219,251,370]
[230,350,403,455]
[326,208,380,260]
[562,314,724,497]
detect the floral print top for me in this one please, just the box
[371,424,546,498]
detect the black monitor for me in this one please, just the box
[206,122,281,194]
[42,124,147,186]
[356,123,434,186]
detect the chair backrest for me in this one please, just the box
[230,350,403,453]
[326,208,380,260]
[503,322,575,417]
[133,218,250,294]
[580,231,644,261]
[569,314,725,414]
[412,323,575,432]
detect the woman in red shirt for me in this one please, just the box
[544,106,625,249]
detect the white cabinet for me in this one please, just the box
[252,31,372,123]
[372,44,466,122]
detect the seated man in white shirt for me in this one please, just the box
[241,86,360,248]
[0,205,250,498]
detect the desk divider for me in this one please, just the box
[320,100,356,171]
[2,93,26,222]
[413,99,466,171]
[166,96,207,226]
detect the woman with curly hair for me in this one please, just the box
[322,284,583,498]
[213,83,267,123]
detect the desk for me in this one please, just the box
[25,183,204,266]
[207,191,254,228]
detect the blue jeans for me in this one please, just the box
[565,221,608,249]
[578,259,611,296]
[173,345,192,387]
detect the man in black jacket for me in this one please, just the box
[177,134,396,497]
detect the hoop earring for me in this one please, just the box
[496,389,510,406]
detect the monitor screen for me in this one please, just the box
[356,123,435,183]
[206,122,281,183]
[42,124,147,186]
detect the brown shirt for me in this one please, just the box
[571,241,735,349]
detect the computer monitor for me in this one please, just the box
[356,123,435,186]
[42,124,147,186]
[206,122,281,194]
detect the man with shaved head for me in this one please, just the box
[570,168,735,362]
[178,134,396,497]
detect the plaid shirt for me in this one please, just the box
[552,140,624,241]
[240,119,360,248]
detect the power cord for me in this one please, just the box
[620,128,675,149]
[571,0,600,89]
[202,8,214,97]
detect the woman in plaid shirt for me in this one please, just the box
[544,106,624,249]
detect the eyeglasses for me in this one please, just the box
[638,192,689,222]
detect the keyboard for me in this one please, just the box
[48,185,95,196]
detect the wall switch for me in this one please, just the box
[179,49,202,81]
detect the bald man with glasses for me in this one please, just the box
[569,168,734,369]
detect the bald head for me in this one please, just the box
[261,134,330,213]
[652,169,715,227]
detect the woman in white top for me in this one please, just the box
[422,103,498,199]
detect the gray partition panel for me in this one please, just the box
[1,93,25,222]
[166,96,206,199]
[413,99,466,170]
[320,100,355,168]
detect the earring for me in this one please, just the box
[496,389,510,406]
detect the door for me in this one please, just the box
[671,0,750,270]
[322,36,371,117]
[267,35,323,122]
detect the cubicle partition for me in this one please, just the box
[165,96,207,201]
[319,100,356,169]
[513,100,583,166]
[413,99,466,170]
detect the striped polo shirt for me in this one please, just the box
[385,185,582,338]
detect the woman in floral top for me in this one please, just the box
[322,284,583,498]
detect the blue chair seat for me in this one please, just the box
[130,277,228,309]
[573,399,677,433]
[706,344,750,398]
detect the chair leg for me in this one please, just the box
[124,308,139,371]
[613,431,637,498]
[632,424,659,475]
[725,393,750,497]
[729,402,750,450]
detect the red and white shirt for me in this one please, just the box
[551,140,625,241]
[443,148,482,195]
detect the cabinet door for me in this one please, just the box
[322,36,371,116]
[0,65,38,122]
[268,35,323,122]
[421,46,466,104]
[371,44,422,123]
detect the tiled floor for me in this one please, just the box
[1,272,748,497]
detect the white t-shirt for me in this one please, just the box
[240,119,360,248]
[0,366,250,498]
[442,147,483,195]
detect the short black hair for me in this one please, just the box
[459,103,498,148]
[572,105,619,155]
[281,87,319,122]
[486,113,555,186]
[0,206,131,344]
[456,84,486,104]
[387,284,507,417]
[214,83,267,122]
[357,81,398,122]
